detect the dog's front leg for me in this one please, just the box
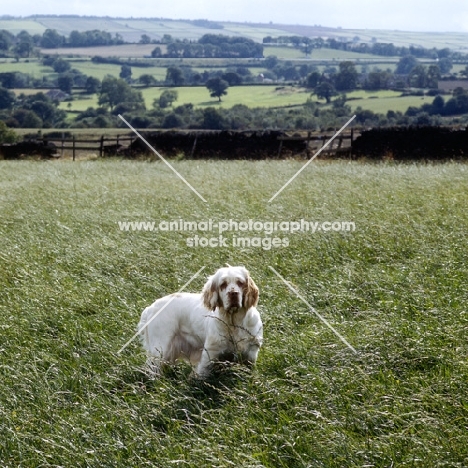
[195,343,220,378]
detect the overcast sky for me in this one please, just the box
[3,0,468,33]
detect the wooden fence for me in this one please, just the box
[30,129,358,160]
[38,134,135,160]
[277,129,356,158]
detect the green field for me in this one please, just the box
[59,86,433,116]
[345,90,434,113]
[57,85,313,113]
[263,45,398,62]
[0,59,52,80]
[141,85,311,109]
[1,159,467,467]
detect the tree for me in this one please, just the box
[444,88,468,115]
[431,95,445,114]
[151,46,162,58]
[13,92,65,127]
[139,74,156,87]
[281,66,300,81]
[305,71,321,88]
[139,34,151,44]
[0,86,16,110]
[166,67,184,86]
[0,72,17,88]
[167,42,184,58]
[162,113,183,128]
[364,70,392,90]
[98,76,145,111]
[206,77,229,102]
[157,89,178,108]
[222,72,242,86]
[14,31,34,58]
[314,82,336,103]
[438,57,453,74]
[202,107,225,129]
[335,61,359,91]
[11,109,43,128]
[426,65,441,89]
[57,74,73,94]
[0,121,17,143]
[119,65,132,82]
[396,55,419,75]
[85,76,101,94]
[40,29,64,49]
[52,58,71,73]
[264,55,279,69]
[0,30,13,52]
[408,65,427,88]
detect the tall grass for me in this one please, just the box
[0,160,467,467]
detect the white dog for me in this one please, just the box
[138,266,263,378]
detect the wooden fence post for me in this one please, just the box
[190,135,198,158]
[99,135,104,158]
[306,131,311,158]
[72,135,76,161]
[277,139,283,158]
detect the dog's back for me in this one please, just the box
[138,292,208,363]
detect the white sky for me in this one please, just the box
[3,0,468,33]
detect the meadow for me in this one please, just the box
[0,158,467,467]
[56,86,433,116]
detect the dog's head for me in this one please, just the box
[202,266,259,313]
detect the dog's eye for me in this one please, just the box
[220,282,227,290]
[237,280,245,287]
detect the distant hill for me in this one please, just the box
[1,15,468,51]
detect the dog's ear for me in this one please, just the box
[243,269,259,310]
[202,275,219,311]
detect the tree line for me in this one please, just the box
[263,34,467,63]
[0,27,263,59]
[151,34,263,59]
[0,28,126,55]
[3,69,468,134]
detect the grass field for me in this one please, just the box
[345,90,434,114]
[1,159,467,467]
[263,45,398,62]
[0,59,52,80]
[57,85,312,112]
[58,86,431,115]
[141,85,312,109]
[39,44,159,59]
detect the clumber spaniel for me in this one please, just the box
[138,266,263,378]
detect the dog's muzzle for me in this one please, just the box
[226,291,241,311]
